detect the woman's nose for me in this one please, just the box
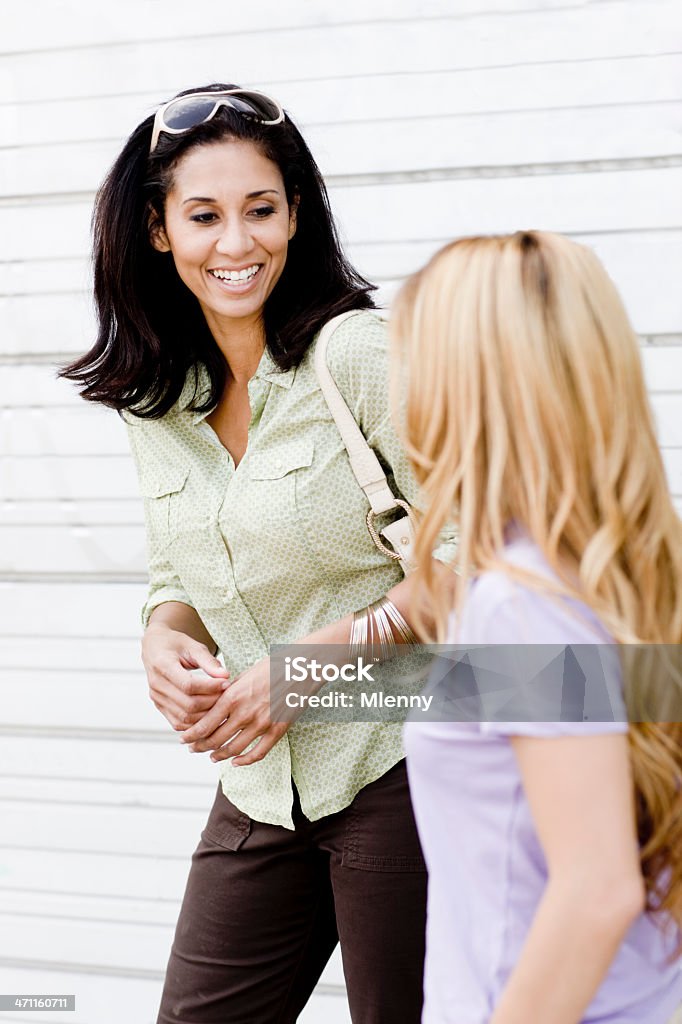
[215,217,254,258]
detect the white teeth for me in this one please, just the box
[210,264,260,283]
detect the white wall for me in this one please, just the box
[1,2,681,1021]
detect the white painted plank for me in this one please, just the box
[0,847,193,901]
[0,0,580,53]
[0,966,163,1024]
[0,501,143,527]
[0,526,145,576]
[0,801,207,857]
[0,456,138,500]
[3,672,166,732]
[0,581,145,635]
[0,911,171,973]
[0,735,217,787]
[0,203,92,261]
[4,102,682,198]
[4,407,128,456]
[0,637,142,672]
[662,448,682,492]
[3,55,682,150]
[2,4,680,106]
[642,346,682,392]
[0,259,88,296]
[299,988,352,1024]
[0,292,96,357]
[652,394,682,446]
[0,776,210,811]
[0,889,178,926]
[334,168,682,245]
[0,365,90,407]
[309,102,682,177]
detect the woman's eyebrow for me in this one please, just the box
[182,189,280,205]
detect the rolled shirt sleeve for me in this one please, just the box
[123,414,196,629]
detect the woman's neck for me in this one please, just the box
[204,310,266,384]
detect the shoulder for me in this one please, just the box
[451,536,613,646]
[311,310,389,411]
[321,310,388,380]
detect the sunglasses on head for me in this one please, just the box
[149,88,285,154]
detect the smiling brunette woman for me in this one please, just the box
[60,84,455,1024]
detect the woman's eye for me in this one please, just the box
[249,206,276,219]
[190,212,217,224]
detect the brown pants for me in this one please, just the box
[157,760,427,1024]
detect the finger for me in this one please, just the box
[149,672,222,717]
[179,694,233,743]
[231,725,289,766]
[152,696,195,731]
[209,724,264,762]
[188,721,244,754]
[165,662,229,697]
[178,644,231,680]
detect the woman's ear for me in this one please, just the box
[148,210,171,253]
[288,195,300,241]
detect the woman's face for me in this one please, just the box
[152,139,297,335]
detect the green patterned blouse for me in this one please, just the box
[124,310,456,828]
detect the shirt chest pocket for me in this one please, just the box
[249,441,314,483]
[233,441,315,543]
[139,466,190,550]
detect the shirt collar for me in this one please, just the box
[253,346,296,390]
[179,349,296,424]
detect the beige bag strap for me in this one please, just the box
[313,310,414,573]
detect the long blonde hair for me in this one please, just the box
[391,230,682,934]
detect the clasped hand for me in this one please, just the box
[180,656,291,766]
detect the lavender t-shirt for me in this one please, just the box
[404,535,682,1024]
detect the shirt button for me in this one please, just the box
[224,589,234,602]
[275,459,283,469]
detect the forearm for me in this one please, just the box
[146,601,218,655]
[298,573,417,648]
[490,878,643,1024]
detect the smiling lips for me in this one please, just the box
[208,263,262,288]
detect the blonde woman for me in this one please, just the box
[393,231,682,1024]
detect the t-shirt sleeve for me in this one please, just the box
[325,310,458,565]
[124,417,196,629]
[449,577,628,737]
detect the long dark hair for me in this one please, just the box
[59,83,375,418]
